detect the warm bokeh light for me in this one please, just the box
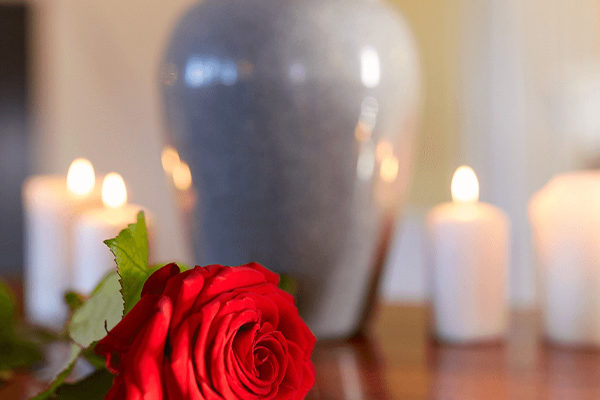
[451,165,479,203]
[354,121,372,142]
[161,146,180,175]
[375,140,393,162]
[380,155,399,182]
[102,173,127,208]
[66,158,95,196]
[173,161,193,191]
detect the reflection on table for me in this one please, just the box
[310,305,600,399]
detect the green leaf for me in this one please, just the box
[80,345,106,370]
[0,280,16,340]
[103,211,151,315]
[278,274,297,296]
[176,263,190,271]
[30,343,81,400]
[54,369,113,400]
[0,339,42,373]
[0,280,43,378]
[68,272,123,348]
[64,292,85,314]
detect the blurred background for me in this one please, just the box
[1,0,600,309]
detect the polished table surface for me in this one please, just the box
[310,305,600,399]
[2,305,600,399]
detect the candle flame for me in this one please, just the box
[102,173,127,208]
[66,158,95,196]
[451,165,479,203]
[161,146,180,175]
[173,161,193,191]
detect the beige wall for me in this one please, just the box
[381,0,463,304]
[390,0,461,207]
[30,0,197,264]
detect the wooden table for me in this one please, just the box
[310,305,600,399]
[2,305,600,399]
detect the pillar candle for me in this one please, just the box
[23,159,101,328]
[529,171,600,347]
[426,166,510,343]
[72,173,151,294]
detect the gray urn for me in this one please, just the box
[161,0,420,339]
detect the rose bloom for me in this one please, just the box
[96,263,315,400]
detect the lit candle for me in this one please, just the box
[426,166,510,343]
[529,171,600,347]
[72,173,151,294]
[23,158,101,328]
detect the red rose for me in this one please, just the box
[96,263,315,399]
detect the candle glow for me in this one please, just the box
[173,161,193,191]
[451,166,479,203]
[66,158,95,197]
[375,140,393,162]
[380,155,399,183]
[161,146,180,175]
[102,173,127,208]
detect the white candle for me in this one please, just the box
[23,158,101,328]
[72,173,151,294]
[426,166,510,343]
[529,171,600,347]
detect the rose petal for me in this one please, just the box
[232,321,260,373]
[96,294,162,373]
[299,359,316,398]
[199,265,272,302]
[163,268,205,330]
[167,312,223,400]
[210,313,237,398]
[247,293,280,330]
[212,308,261,397]
[242,262,280,286]
[164,317,206,400]
[192,301,221,382]
[120,296,172,399]
[270,290,316,354]
[141,263,181,297]
[279,341,315,400]
[227,324,289,400]
[105,376,130,400]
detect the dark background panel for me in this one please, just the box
[0,5,28,276]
